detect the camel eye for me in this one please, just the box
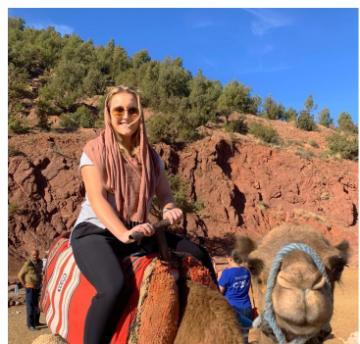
[327,256,347,281]
[248,258,264,277]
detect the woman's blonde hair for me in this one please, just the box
[105,85,142,157]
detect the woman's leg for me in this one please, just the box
[164,231,218,285]
[71,225,129,344]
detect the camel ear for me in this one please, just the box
[336,240,350,261]
[247,258,264,277]
[327,240,349,282]
[235,236,256,258]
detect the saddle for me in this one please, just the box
[40,231,215,344]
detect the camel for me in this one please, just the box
[34,230,244,344]
[235,223,349,344]
[34,222,348,344]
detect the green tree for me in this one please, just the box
[132,50,151,68]
[8,17,25,31]
[59,113,79,130]
[217,81,253,116]
[73,105,96,128]
[83,64,108,96]
[285,107,297,122]
[262,96,286,120]
[318,108,333,127]
[297,110,317,131]
[248,95,262,115]
[147,112,178,144]
[93,39,130,87]
[9,18,64,77]
[337,112,357,133]
[38,35,97,113]
[8,63,28,102]
[304,95,316,114]
[147,109,200,145]
[187,70,222,126]
[156,57,191,112]
[138,61,161,107]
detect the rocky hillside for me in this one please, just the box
[8,119,358,278]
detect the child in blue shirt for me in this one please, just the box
[218,249,252,343]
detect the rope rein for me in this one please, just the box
[253,243,331,344]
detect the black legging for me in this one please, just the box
[71,221,217,344]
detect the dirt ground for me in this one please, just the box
[323,265,358,343]
[8,266,358,344]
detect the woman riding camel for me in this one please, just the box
[70,85,217,344]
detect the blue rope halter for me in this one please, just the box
[253,243,331,344]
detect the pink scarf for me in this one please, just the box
[83,88,160,223]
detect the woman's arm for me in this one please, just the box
[155,169,183,224]
[81,165,153,243]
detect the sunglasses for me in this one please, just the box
[111,106,139,118]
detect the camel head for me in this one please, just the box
[236,224,349,342]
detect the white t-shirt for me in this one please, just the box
[72,152,164,230]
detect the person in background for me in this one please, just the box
[17,249,43,331]
[218,249,252,343]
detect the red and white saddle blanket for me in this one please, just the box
[40,233,214,344]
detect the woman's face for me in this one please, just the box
[109,92,140,137]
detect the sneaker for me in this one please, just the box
[28,326,36,331]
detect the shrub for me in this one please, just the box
[74,105,95,128]
[224,118,248,134]
[318,108,333,127]
[337,112,357,133]
[94,117,104,128]
[151,172,203,219]
[262,96,286,120]
[59,113,79,130]
[248,122,280,144]
[297,111,317,131]
[309,140,320,148]
[147,112,200,145]
[296,148,315,160]
[8,145,25,157]
[217,81,253,115]
[285,139,304,148]
[8,115,29,134]
[285,107,297,122]
[147,113,177,144]
[326,133,358,160]
[9,202,19,216]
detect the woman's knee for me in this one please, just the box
[97,284,123,302]
[97,277,124,301]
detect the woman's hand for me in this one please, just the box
[162,207,183,225]
[120,223,155,244]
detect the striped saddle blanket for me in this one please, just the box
[40,232,214,344]
[40,232,165,344]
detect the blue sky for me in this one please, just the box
[8,8,359,124]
